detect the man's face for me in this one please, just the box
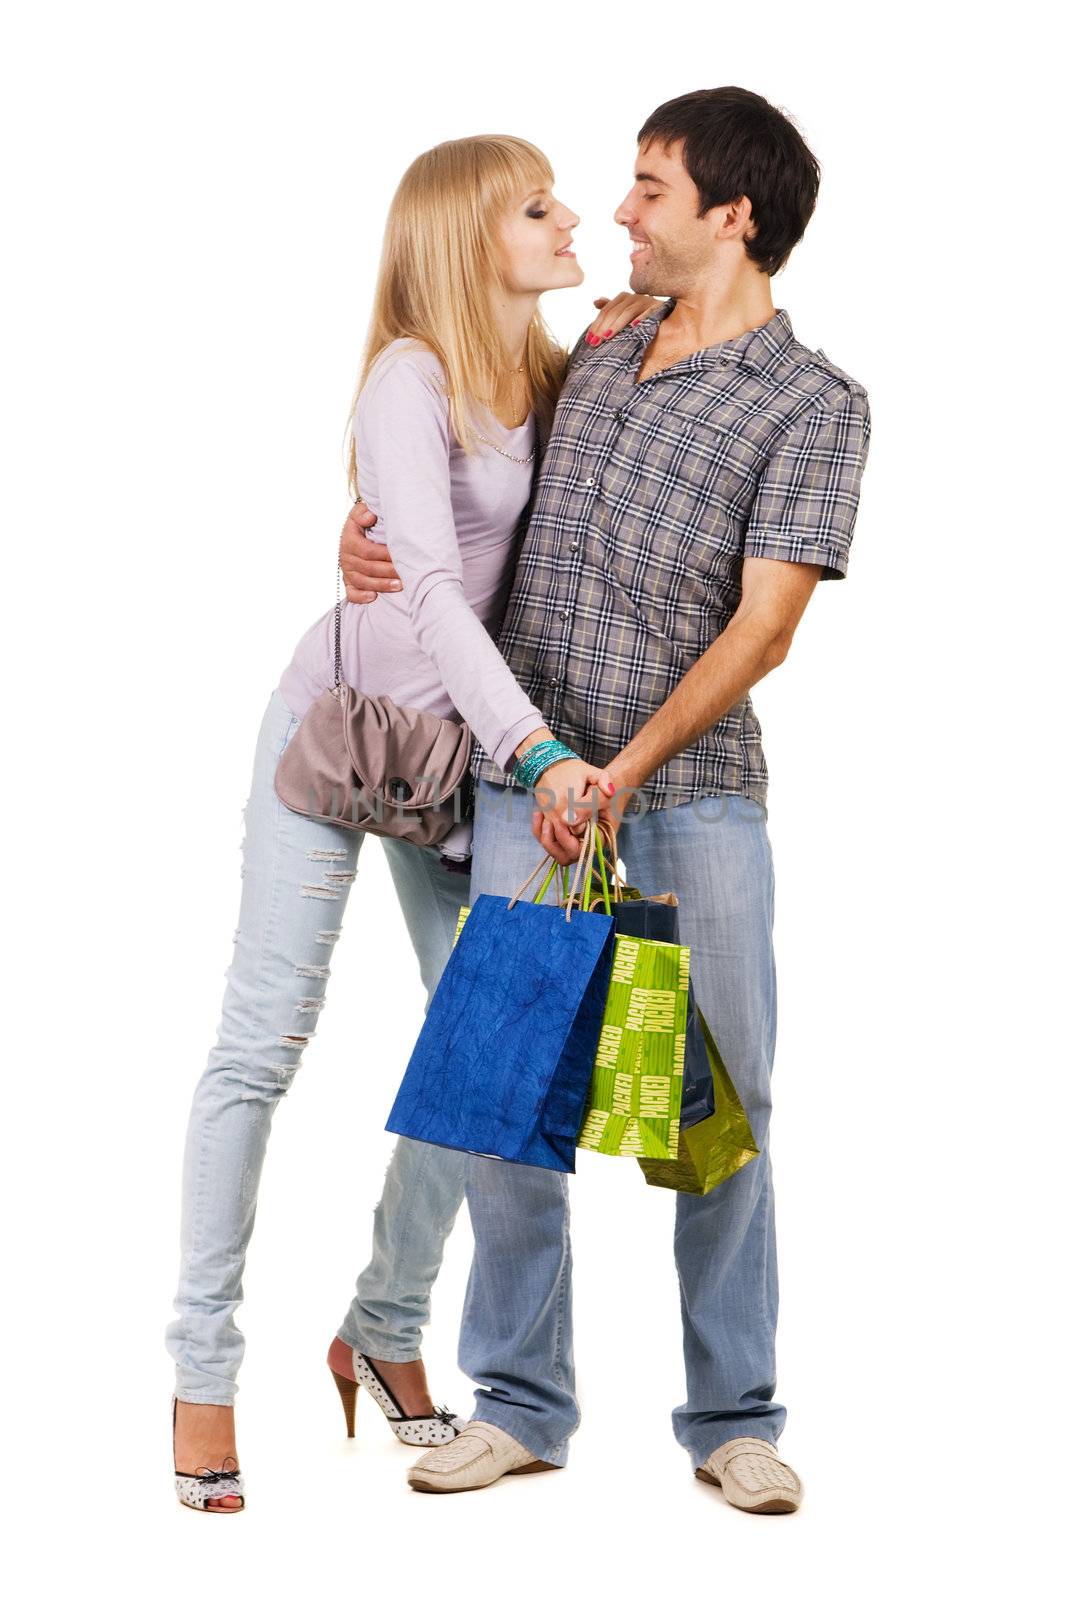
[614,139,717,297]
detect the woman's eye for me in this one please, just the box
[526,208,548,219]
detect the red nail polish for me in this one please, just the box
[588,333,601,346]
[630,318,641,326]
[604,329,615,340]
[606,782,616,795]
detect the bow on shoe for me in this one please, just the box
[190,1456,241,1485]
[434,1407,458,1426]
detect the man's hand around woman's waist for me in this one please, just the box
[340,502,398,601]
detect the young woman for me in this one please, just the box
[167,134,639,1512]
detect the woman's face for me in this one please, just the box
[497,183,583,294]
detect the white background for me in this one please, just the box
[3,2,1061,1595]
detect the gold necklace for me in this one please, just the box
[483,362,530,443]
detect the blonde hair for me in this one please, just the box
[347,135,567,495]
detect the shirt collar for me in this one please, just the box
[629,302,793,376]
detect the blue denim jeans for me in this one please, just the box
[458,780,782,1468]
[166,690,469,1404]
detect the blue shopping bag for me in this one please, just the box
[386,837,616,1172]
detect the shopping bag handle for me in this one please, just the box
[592,826,613,912]
[563,821,623,909]
[563,820,617,920]
[508,851,563,910]
[534,857,564,907]
[587,825,627,901]
[563,822,596,920]
[506,824,612,920]
[600,826,628,893]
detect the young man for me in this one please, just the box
[342,87,870,1513]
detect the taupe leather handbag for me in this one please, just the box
[274,597,472,847]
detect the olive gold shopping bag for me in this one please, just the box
[638,1007,760,1195]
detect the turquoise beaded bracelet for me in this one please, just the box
[513,738,579,790]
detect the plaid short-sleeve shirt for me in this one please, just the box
[471,305,870,811]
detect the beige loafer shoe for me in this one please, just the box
[407,1420,557,1494]
[696,1437,803,1515]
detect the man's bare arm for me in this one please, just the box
[600,557,824,800]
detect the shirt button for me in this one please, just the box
[549,676,562,688]
[613,409,625,422]
[559,608,571,619]
[584,476,598,488]
[569,541,580,552]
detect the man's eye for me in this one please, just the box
[642,193,661,202]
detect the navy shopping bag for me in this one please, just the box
[386,837,616,1173]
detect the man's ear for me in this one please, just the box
[719,195,756,244]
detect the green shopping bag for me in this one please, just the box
[638,1007,760,1195]
[570,830,690,1160]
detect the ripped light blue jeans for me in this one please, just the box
[166,689,470,1405]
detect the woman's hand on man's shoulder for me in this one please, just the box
[583,293,662,347]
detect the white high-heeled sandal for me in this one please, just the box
[327,1338,465,1447]
[172,1401,245,1512]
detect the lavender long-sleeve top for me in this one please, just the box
[278,340,545,770]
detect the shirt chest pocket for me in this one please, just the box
[630,403,765,524]
[588,406,758,628]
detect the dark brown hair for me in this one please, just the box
[637,88,820,275]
